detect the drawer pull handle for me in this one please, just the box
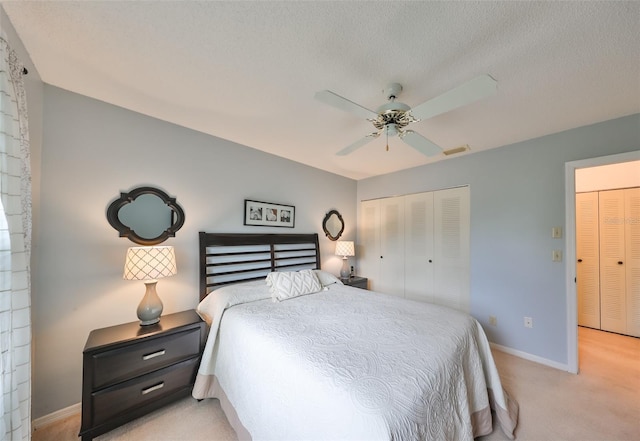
[141,382,164,395]
[142,350,166,361]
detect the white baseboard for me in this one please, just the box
[490,342,574,373]
[32,402,81,431]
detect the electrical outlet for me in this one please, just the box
[552,250,562,262]
[524,317,533,328]
[489,315,497,326]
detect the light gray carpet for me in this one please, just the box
[34,327,640,441]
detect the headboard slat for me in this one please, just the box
[211,266,275,278]
[207,250,273,258]
[207,258,273,268]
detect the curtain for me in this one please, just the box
[0,35,32,441]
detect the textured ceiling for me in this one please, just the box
[3,1,639,179]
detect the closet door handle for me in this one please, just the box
[577,259,583,262]
[618,261,623,265]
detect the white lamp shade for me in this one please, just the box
[335,240,355,257]
[124,246,177,281]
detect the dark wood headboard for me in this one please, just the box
[199,232,321,301]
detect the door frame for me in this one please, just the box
[565,150,640,373]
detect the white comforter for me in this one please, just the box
[193,280,517,440]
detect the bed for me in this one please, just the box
[193,232,518,440]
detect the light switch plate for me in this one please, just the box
[552,250,563,262]
[552,227,562,238]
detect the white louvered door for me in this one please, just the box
[624,188,640,337]
[404,192,435,302]
[576,192,601,329]
[359,187,469,311]
[599,189,627,334]
[433,187,470,312]
[359,199,380,291]
[378,197,405,297]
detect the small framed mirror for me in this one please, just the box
[322,210,344,241]
[107,186,185,245]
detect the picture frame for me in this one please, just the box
[244,199,295,228]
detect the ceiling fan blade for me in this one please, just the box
[399,130,443,157]
[336,132,380,156]
[410,74,497,121]
[315,90,378,120]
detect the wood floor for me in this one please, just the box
[582,325,639,365]
[578,325,639,375]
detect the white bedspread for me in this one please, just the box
[193,281,518,440]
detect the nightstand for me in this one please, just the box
[342,276,368,290]
[79,310,206,441]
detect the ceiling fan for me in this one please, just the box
[314,74,497,157]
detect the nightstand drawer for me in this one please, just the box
[91,327,200,389]
[91,357,198,426]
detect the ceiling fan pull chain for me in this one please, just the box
[386,126,389,151]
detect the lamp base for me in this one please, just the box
[137,281,163,326]
[340,258,350,279]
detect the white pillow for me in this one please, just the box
[196,279,270,325]
[266,269,323,301]
[313,269,344,287]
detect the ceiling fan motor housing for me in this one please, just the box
[372,111,414,132]
[373,83,415,133]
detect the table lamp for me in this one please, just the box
[335,240,355,279]
[123,246,177,326]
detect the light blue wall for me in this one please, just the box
[33,85,357,418]
[357,114,640,365]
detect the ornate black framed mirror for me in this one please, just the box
[107,186,185,245]
[322,209,344,241]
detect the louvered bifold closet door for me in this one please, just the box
[599,189,627,334]
[576,192,601,329]
[625,188,640,337]
[378,197,405,297]
[359,199,381,291]
[404,192,435,302]
[433,187,470,312]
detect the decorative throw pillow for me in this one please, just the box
[266,269,323,301]
[313,269,344,287]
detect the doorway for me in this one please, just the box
[565,151,640,373]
